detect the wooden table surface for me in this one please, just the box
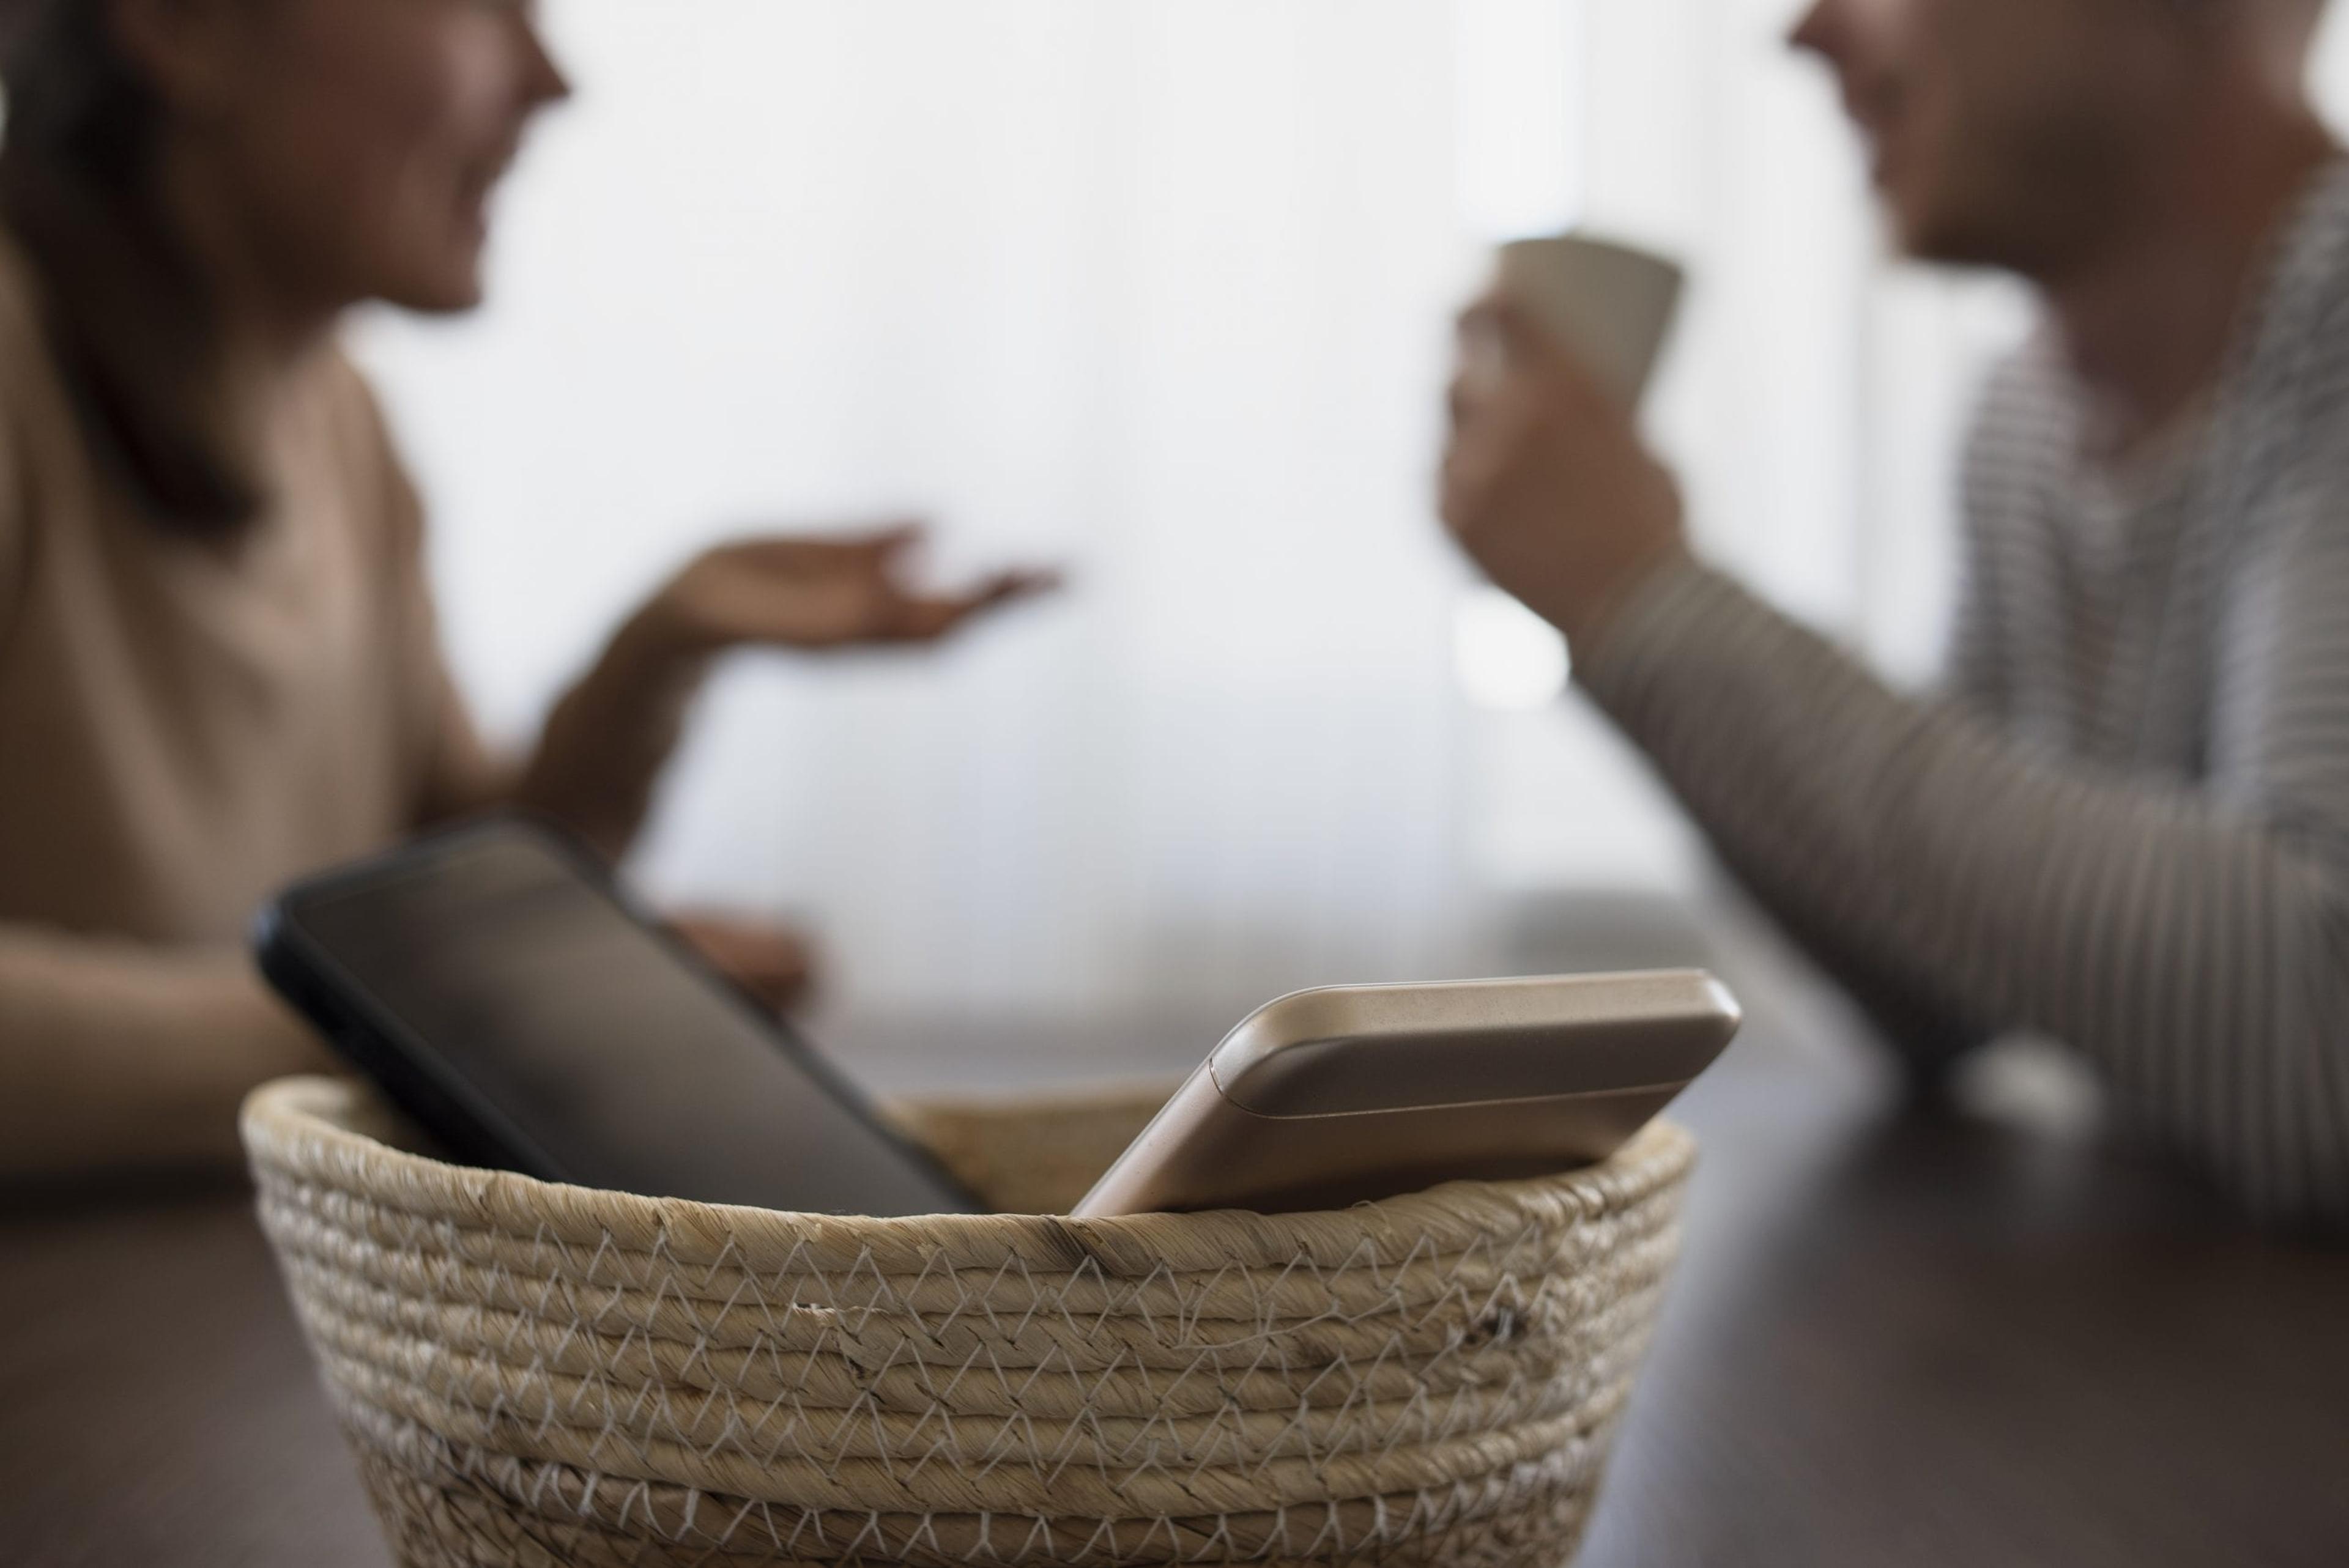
[3,1025,2345,1567]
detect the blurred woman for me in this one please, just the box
[0,0,1047,1181]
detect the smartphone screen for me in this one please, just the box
[263,821,980,1218]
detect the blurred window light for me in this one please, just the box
[362,0,1497,1014]
[350,0,2051,1002]
[1454,587,1570,710]
[1453,0,1583,242]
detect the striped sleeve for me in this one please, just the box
[1732,371,2044,1086]
[1576,541,2349,1226]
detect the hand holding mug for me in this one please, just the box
[1441,238,1691,652]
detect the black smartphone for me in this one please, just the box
[253,816,983,1217]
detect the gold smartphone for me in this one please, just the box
[1072,970,1739,1217]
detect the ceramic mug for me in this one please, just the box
[1482,234,1684,408]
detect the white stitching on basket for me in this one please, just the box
[245,1079,1693,1566]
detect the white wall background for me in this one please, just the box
[362,1,1483,1019]
[363,0,2349,1020]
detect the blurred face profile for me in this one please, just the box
[147,0,571,313]
[1789,0,2198,272]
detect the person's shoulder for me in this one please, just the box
[301,340,418,487]
[1969,333,2070,443]
[302,342,426,561]
[305,344,398,449]
[2265,157,2349,322]
[1958,332,2076,527]
[2239,159,2349,411]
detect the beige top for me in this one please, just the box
[0,233,503,1179]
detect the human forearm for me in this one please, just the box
[0,928,335,1183]
[507,528,1054,864]
[1579,560,2349,1217]
[1712,852,1992,1089]
[513,607,713,862]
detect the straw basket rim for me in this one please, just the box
[241,1074,1698,1264]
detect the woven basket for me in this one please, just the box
[242,1075,1694,1568]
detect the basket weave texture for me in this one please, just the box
[242,1076,1694,1568]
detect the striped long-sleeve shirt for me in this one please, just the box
[1577,161,2349,1226]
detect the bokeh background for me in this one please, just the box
[351,0,2349,1063]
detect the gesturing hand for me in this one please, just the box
[642,524,1059,659]
[1441,295,1689,651]
[522,523,1059,862]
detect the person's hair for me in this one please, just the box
[0,0,261,534]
